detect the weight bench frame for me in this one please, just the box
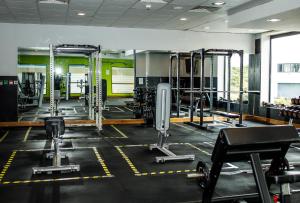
[32,117,80,175]
[201,125,300,203]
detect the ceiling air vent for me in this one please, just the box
[189,6,221,13]
[39,0,69,5]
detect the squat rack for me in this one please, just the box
[187,48,245,128]
[169,53,190,117]
[49,44,103,131]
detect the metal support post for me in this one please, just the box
[176,53,180,117]
[250,153,272,203]
[49,44,55,117]
[199,49,205,127]
[95,49,102,131]
[66,72,70,101]
[38,75,45,108]
[169,55,173,85]
[227,54,232,113]
[88,54,93,120]
[238,51,244,126]
[133,50,137,90]
[210,56,214,115]
[189,52,194,121]
[223,56,226,99]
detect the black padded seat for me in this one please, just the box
[267,171,300,184]
[211,111,240,119]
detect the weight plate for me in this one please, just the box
[196,161,209,189]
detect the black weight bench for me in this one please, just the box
[196,125,300,203]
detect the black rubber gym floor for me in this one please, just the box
[1,119,300,203]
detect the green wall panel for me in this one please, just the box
[18,55,133,97]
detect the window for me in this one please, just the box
[217,54,249,101]
[69,65,87,94]
[277,63,300,72]
[112,67,134,94]
[270,33,300,104]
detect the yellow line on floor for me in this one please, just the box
[92,147,112,176]
[172,123,200,133]
[138,169,197,177]
[0,151,17,183]
[186,143,211,156]
[1,175,113,185]
[115,146,141,175]
[111,125,128,138]
[0,131,9,143]
[23,127,32,142]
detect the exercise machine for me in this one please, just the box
[186,49,260,129]
[32,117,80,174]
[18,73,45,109]
[49,44,103,131]
[133,87,156,125]
[189,125,300,203]
[149,83,195,163]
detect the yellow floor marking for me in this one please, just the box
[1,175,112,185]
[111,125,128,138]
[0,131,9,143]
[92,147,112,176]
[115,144,196,177]
[115,146,140,175]
[23,127,32,142]
[0,151,17,183]
[186,143,211,156]
[172,123,201,133]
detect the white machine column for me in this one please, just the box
[95,49,103,131]
[49,44,55,117]
[150,83,195,163]
[88,54,94,120]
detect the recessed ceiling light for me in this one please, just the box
[224,20,229,23]
[145,4,152,9]
[267,18,281,22]
[180,17,187,21]
[174,6,183,10]
[212,1,225,6]
[204,26,210,30]
[77,12,86,16]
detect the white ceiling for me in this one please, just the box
[0,0,298,34]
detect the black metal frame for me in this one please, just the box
[201,126,299,203]
[188,49,244,129]
[169,52,190,117]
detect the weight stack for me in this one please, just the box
[0,76,18,121]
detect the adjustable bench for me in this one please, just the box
[194,125,300,203]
